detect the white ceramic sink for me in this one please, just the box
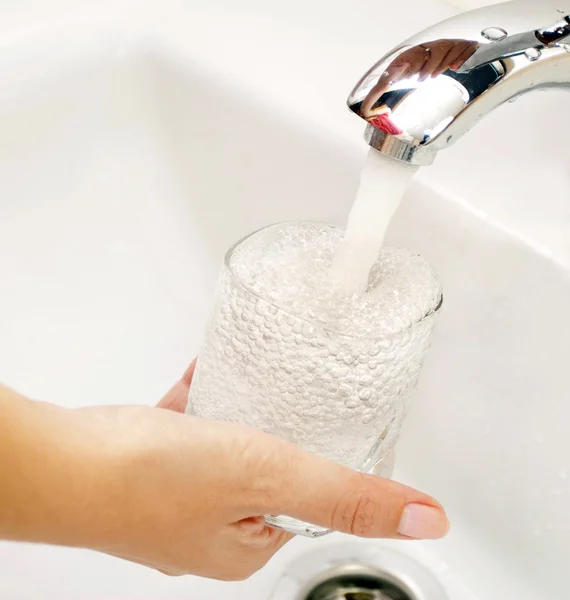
[0,1,569,598]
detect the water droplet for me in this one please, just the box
[559,469,568,481]
[482,27,508,42]
[525,47,542,61]
[508,95,519,103]
[546,522,554,531]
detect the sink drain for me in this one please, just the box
[270,542,448,600]
[298,564,416,600]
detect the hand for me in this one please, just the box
[361,39,479,118]
[0,363,450,581]
[115,359,447,578]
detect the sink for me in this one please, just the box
[0,1,568,598]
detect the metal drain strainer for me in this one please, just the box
[299,564,417,600]
[269,542,448,600]
[300,564,414,600]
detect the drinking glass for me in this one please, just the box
[186,222,442,537]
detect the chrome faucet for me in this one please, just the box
[348,0,570,166]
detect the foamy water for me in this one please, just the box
[329,149,419,295]
[187,223,441,469]
[187,151,437,535]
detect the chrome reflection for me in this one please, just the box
[348,3,570,165]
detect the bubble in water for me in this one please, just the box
[187,222,441,469]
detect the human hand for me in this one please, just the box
[361,39,478,118]
[102,359,447,578]
[0,362,450,581]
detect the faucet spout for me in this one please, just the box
[348,1,570,166]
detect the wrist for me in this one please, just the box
[0,387,125,550]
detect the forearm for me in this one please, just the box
[0,386,122,550]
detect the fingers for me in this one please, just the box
[431,40,477,75]
[234,517,294,550]
[181,358,197,387]
[360,63,408,117]
[436,40,472,76]
[450,41,479,71]
[215,521,293,581]
[156,381,190,413]
[418,39,480,80]
[267,446,449,540]
[360,38,478,119]
[156,358,197,413]
[419,40,455,81]
[239,527,294,578]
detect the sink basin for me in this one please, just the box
[0,1,568,598]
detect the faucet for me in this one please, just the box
[348,0,570,166]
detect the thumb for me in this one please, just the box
[266,445,450,540]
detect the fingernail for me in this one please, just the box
[398,503,450,539]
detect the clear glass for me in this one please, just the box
[186,222,442,537]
